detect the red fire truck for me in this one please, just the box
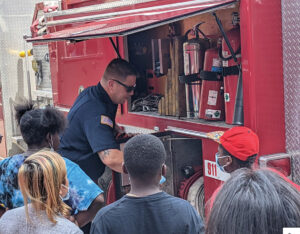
[26,0,300,217]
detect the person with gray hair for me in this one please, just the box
[91,134,204,234]
[206,168,300,234]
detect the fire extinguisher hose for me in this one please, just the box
[218,46,241,61]
[184,22,209,40]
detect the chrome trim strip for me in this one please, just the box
[47,0,158,18]
[166,126,208,138]
[46,0,236,26]
[259,153,291,168]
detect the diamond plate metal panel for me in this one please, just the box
[291,152,300,185]
[281,0,300,152]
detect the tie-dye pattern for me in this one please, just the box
[0,154,102,214]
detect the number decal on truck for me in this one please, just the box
[205,160,230,182]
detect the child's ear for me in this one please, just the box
[162,164,167,176]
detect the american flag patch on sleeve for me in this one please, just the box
[100,115,113,128]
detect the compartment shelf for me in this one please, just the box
[128,111,235,129]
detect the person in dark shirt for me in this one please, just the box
[59,58,137,183]
[91,134,204,234]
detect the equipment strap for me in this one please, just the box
[179,74,201,84]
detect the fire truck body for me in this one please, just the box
[8,0,299,215]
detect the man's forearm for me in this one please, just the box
[98,149,123,173]
[74,194,105,227]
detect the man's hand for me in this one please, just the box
[114,124,125,135]
[98,149,123,173]
[114,124,139,139]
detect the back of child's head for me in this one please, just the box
[18,151,69,223]
[124,134,166,180]
[15,101,66,147]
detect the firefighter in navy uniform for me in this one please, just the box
[59,58,137,183]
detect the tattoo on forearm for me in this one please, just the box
[100,150,110,161]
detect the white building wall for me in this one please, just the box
[0,0,40,155]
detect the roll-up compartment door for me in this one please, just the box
[27,0,237,43]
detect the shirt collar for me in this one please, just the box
[96,82,115,106]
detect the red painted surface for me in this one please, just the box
[49,37,124,107]
[201,138,222,209]
[117,111,230,133]
[240,0,285,156]
[62,0,104,10]
[0,88,6,158]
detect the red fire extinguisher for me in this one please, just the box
[221,26,241,124]
[199,39,225,120]
[181,23,209,118]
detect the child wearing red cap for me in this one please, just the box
[207,126,259,173]
[206,126,259,213]
[206,126,299,215]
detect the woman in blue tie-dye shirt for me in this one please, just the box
[0,101,104,228]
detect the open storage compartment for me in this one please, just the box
[126,3,241,127]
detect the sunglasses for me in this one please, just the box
[112,79,136,93]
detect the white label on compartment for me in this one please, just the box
[207,90,218,106]
[205,160,230,182]
[205,109,221,119]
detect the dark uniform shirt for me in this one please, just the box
[59,82,119,182]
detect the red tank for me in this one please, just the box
[199,47,225,120]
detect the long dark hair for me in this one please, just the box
[15,101,66,147]
[206,168,300,234]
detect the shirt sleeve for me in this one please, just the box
[63,158,103,213]
[82,106,119,153]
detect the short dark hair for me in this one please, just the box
[15,101,66,147]
[124,134,166,180]
[206,168,300,234]
[102,58,137,82]
[220,144,256,168]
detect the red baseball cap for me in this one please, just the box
[206,127,259,161]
